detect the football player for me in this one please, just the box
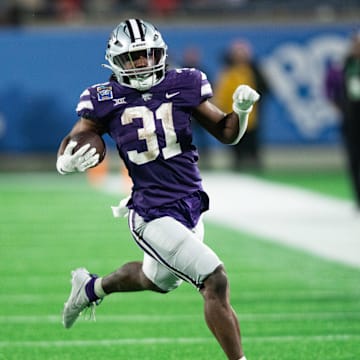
[57,18,259,360]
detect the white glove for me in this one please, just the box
[232,84,260,114]
[230,85,260,145]
[56,140,100,175]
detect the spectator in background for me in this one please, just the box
[149,0,179,16]
[213,40,267,171]
[55,0,83,21]
[0,1,23,26]
[325,30,360,211]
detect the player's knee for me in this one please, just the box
[201,265,229,300]
[140,271,169,293]
[146,276,182,294]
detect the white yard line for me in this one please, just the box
[0,288,349,303]
[202,173,360,268]
[0,311,359,324]
[1,334,359,348]
[0,338,212,348]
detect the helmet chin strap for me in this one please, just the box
[102,63,112,71]
[129,74,156,91]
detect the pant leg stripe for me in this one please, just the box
[128,210,201,288]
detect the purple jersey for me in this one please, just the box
[76,68,212,225]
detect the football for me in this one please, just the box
[71,130,106,164]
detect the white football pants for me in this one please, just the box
[128,209,222,292]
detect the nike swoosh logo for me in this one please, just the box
[165,91,180,99]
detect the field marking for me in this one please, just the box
[202,173,360,268]
[0,338,212,348]
[1,334,360,348]
[1,311,359,324]
[4,288,357,303]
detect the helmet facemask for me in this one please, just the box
[104,19,167,91]
[111,48,166,91]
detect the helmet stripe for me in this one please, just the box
[125,19,135,42]
[126,18,144,43]
[135,18,145,41]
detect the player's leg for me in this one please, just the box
[351,129,360,209]
[62,261,168,328]
[201,265,244,360]
[100,261,166,293]
[344,120,360,210]
[99,212,186,295]
[62,210,187,329]
[129,211,245,359]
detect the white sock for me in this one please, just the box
[238,357,247,360]
[94,277,107,298]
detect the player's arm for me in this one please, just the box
[193,85,260,145]
[56,117,105,174]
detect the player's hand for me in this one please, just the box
[232,85,260,114]
[56,140,100,174]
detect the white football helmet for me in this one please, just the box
[104,19,168,91]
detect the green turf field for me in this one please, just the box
[1,171,359,360]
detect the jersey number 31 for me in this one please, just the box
[121,103,182,165]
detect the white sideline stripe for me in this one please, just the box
[1,335,360,348]
[202,173,360,268]
[1,312,359,324]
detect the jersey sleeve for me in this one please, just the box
[75,82,115,123]
[199,70,213,102]
[76,88,97,120]
[174,68,213,108]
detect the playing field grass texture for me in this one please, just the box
[1,171,359,360]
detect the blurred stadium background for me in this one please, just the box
[0,0,359,172]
